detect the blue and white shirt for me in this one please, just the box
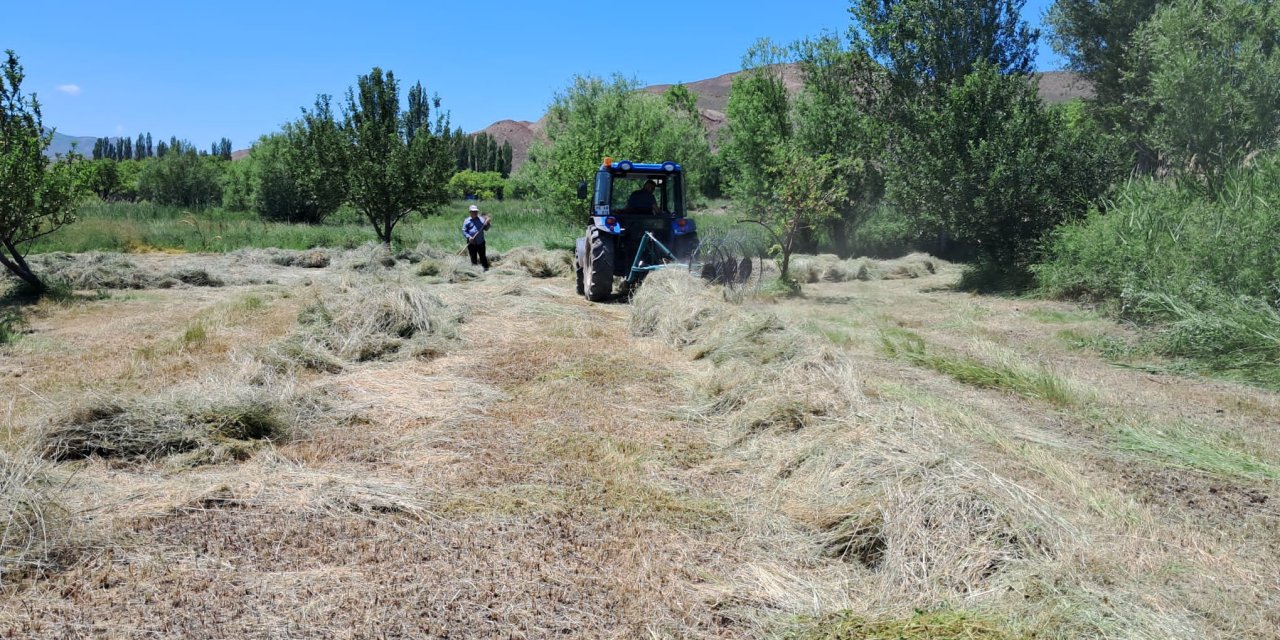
[462,216,488,245]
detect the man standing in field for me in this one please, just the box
[462,204,491,271]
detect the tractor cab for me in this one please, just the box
[574,158,700,301]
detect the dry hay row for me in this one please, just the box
[0,263,483,582]
[629,269,1207,638]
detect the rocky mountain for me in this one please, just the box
[478,69,1090,173]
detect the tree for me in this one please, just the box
[792,34,888,256]
[851,0,1038,97]
[743,147,846,285]
[0,50,85,293]
[1125,0,1280,187]
[448,170,506,200]
[517,74,712,221]
[136,133,146,159]
[300,68,454,244]
[137,147,223,207]
[886,65,1123,267]
[145,132,153,158]
[1046,0,1161,113]
[720,39,793,219]
[250,129,344,223]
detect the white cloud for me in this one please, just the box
[56,84,81,96]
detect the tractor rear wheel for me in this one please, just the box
[575,261,585,295]
[585,228,614,302]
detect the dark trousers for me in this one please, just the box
[467,242,490,270]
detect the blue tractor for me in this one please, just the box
[574,158,700,301]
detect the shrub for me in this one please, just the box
[137,151,224,208]
[1037,152,1280,383]
[448,170,506,200]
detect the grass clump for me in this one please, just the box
[881,329,1079,407]
[276,283,461,369]
[498,247,572,278]
[1113,419,1280,481]
[788,609,1028,640]
[39,393,288,464]
[1,447,67,578]
[0,311,26,345]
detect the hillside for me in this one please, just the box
[42,130,98,158]
[479,70,1091,172]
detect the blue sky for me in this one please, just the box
[4,1,1061,149]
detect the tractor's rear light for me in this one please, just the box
[618,160,634,171]
[605,216,617,227]
[676,219,687,228]
[603,156,613,167]
[662,161,677,172]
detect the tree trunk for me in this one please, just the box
[0,242,46,294]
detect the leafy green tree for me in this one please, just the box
[221,152,256,212]
[145,132,153,158]
[300,68,454,244]
[664,83,699,118]
[448,170,506,199]
[743,147,846,285]
[1046,0,1161,114]
[83,159,122,199]
[136,133,146,159]
[0,50,85,293]
[888,65,1123,266]
[792,34,888,256]
[137,147,223,207]
[249,130,343,223]
[721,39,793,218]
[851,0,1038,97]
[518,74,712,221]
[1126,0,1280,186]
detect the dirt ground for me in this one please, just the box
[1,252,1277,639]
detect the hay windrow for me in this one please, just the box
[498,247,573,278]
[0,447,67,578]
[232,248,331,269]
[272,282,463,369]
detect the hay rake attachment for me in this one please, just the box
[626,231,765,296]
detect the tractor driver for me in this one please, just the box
[625,179,660,214]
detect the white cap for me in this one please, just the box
[468,205,480,212]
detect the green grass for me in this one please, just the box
[29,200,578,254]
[787,610,1028,640]
[1036,154,1280,388]
[881,328,1080,407]
[0,311,26,345]
[1113,419,1280,481]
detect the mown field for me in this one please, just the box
[1,234,1276,638]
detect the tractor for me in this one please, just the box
[574,158,699,301]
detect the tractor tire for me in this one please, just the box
[575,260,585,295]
[585,228,614,302]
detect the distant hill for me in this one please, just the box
[478,69,1091,173]
[43,130,99,158]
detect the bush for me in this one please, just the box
[887,65,1125,267]
[252,133,344,224]
[137,152,224,208]
[448,170,506,200]
[1037,152,1280,383]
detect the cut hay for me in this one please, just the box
[498,247,572,278]
[22,253,230,290]
[783,253,944,284]
[232,248,332,269]
[396,241,454,264]
[417,256,483,283]
[273,283,462,369]
[337,242,397,272]
[39,389,290,465]
[1,446,66,577]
